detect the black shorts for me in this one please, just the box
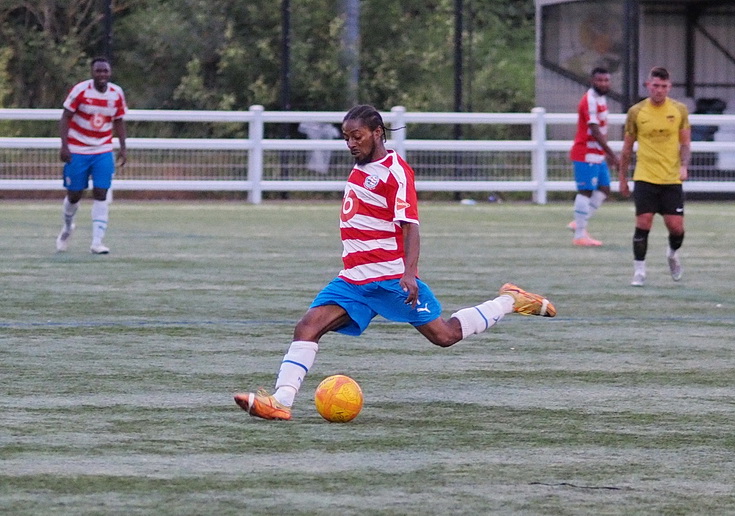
[633,181,684,216]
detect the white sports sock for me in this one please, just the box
[451,296,513,340]
[274,340,319,407]
[587,190,607,219]
[62,197,79,229]
[573,194,590,239]
[91,200,109,245]
[634,260,646,275]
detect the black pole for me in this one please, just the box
[102,0,113,59]
[623,0,639,109]
[453,0,463,199]
[279,0,292,199]
[454,0,463,133]
[685,4,699,99]
[280,0,291,111]
[466,0,473,113]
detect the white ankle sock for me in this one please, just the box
[91,200,109,245]
[274,340,318,407]
[451,296,513,340]
[62,197,79,229]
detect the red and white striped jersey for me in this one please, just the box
[338,150,419,284]
[570,88,608,164]
[63,79,127,155]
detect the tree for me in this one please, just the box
[0,0,536,133]
[0,0,107,107]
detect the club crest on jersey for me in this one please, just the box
[91,113,105,129]
[363,175,379,190]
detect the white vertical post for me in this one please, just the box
[390,106,407,159]
[531,106,547,205]
[248,105,264,204]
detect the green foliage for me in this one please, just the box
[289,1,347,110]
[0,0,536,136]
[0,0,97,107]
[0,46,10,106]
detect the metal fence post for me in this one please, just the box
[390,106,407,159]
[248,105,264,204]
[531,107,547,205]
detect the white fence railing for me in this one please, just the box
[1,106,734,204]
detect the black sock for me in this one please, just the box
[633,227,649,261]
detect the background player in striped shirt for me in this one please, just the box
[56,56,127,254]
[235,105,556,421]
[568,67,619,247]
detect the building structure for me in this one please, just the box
[535,0,735,140]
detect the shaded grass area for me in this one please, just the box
[1,200,734,515]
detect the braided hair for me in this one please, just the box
[343,105,388,142]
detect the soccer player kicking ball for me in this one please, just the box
[234,105,556,421]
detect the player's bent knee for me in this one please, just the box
[422,328,462,348]
[92,189,108,201]
[67,191,84,203]
[430,336,459,348]
[293,319,320,342]
[416,318,463,348]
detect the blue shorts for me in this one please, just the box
[573,161,610,191]
[310,277,443,336]
[63,152,115,191]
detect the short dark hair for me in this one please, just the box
[591,67,609,76]
[649,66,669,81]
[91,56,110,67]
[343,105,388,142]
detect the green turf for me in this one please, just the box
[1,199,734,515]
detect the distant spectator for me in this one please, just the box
[298,122,341,174]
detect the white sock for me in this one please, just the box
[274,340,318,407]
[451,296,513,340]
[634,260,646,275]
[62,197,79,229]
[573,194,590,239]
[91,200,109,245]
[588,190,607,218]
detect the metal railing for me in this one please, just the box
[1,106,734,203]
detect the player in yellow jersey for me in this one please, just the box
[619,67,691,287]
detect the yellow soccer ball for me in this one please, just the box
[314,374,363,423]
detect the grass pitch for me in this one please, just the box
[1,199,734,515]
